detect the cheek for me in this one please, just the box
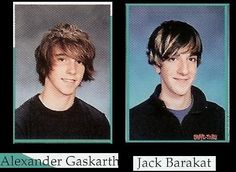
[77,66,85,76]
[190,66,197,75]
[160,67,173,77]
[81,66,85,73]
[51,67,64,76]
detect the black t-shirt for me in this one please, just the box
[15,94,110,139]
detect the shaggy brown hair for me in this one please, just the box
[35,23,96,85]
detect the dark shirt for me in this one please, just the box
[130,85,225,140]
[16,95,110,139]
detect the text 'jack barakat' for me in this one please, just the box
[133,156,216,171]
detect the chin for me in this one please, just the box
[175,89,190,96]
[60,91,75,96]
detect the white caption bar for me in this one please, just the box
[133,156,216,171]
[23,153,118,168]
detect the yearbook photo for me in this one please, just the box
[126,4,230,143]
[13,2,112,143]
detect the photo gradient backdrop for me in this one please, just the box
[127,4,229,114]
[14,4,112,121]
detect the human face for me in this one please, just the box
[156,48,198,98]
[44,45,85,97]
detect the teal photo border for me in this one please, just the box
[0,153,50,168]
[13,2,113,144]
[125,3,230,143]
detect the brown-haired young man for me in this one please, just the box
[130,20,225,141]
[16,23,110,139]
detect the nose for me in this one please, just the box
[66,59,77,75]
[177,59,189,75]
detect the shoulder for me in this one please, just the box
[15,95,38,120]
[206,101,225,115]
[74,97,108,121]
[15,95,39,138]
[129,98,160,128]
[74,98,110,138]
[130,98,157,116]
[200,100,225,126]
[74,97,104,115]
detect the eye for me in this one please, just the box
[189,57,197,62]
[77,60,83,64]
[168,57,177,62]
[58,57,66,62]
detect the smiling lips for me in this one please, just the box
[174,78,190,83]
[61,78,76,83]
[174,78,189,81]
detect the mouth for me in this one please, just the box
[61,78,76,83]
[175,78,188,80]
[174,78,189,82]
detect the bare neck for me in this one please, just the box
[39,89,75,111]
[159,90,192,110]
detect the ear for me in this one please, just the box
[154,64,161,74]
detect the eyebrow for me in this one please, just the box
[54,53,68,56]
